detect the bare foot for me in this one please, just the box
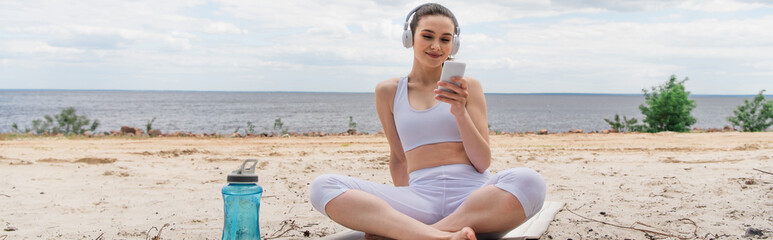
[364,233,394,240]
[450,227,476,240]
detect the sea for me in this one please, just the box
[0,90,766,134]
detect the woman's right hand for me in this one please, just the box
[434,76,469,118]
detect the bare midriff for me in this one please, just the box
[405,141,471,173]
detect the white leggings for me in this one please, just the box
[309,164,546,224]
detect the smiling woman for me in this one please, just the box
[309,3,546,240]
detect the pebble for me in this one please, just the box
[745,227,764,237]
[4,226,18,231]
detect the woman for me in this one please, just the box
[310,3,545,240]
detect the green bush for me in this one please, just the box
[273,118,288,135]
[603,114,646,132]
[146,117,156,132]
[348,116,357,133]
[244,121,257,135]
[728,90,773,132]
[11,107,99,135]
[604,75,697,133]
[639,75,697,132]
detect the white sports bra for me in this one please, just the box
[393,76,463,152]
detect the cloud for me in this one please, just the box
[5,41,85,55]
[359,19,404,39]
[48,34,133,50]
[550,0,676,12]
[5,24,196,52]
[453,6,773,93]
[677,0,772,12]
[0,0,771,94]
[204,22,248,34]
[550,0,773,12]
[306,22,352,38]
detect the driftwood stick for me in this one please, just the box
[565,208,697,239]
[753,168,773,175]
[265,220,300,240]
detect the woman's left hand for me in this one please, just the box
[434,76,468,117]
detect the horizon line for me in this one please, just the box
[0,88,768,97]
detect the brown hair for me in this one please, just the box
[409,3,458,39]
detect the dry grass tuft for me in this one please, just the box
[145,223,170,240]
[37,158,70,163]
[74,158,117,164]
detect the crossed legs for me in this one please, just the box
[312,167,545,239]
[432,185,527,233]
[325,190,478,240]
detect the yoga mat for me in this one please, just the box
[321,201,565,240]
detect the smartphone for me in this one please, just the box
[438,61,466,93]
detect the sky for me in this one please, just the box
[0,0,771,94]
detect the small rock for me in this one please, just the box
[600,211,606,216]
[148,129,162,137]
[4,226,17,231]
[120,126,136,135]
[745,227,764,237]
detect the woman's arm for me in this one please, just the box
[375,79,410,186]
[435,77,490,172]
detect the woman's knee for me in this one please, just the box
[505,168,545,191]
[494,168,546,218]
[309,174,351,215]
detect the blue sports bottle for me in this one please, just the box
[222,159,263,240]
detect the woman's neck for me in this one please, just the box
[408,60,443,86]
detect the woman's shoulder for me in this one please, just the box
[463,76,481,86]
[462,76,484,92]
[375,77,401,96]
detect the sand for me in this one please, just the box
[1,132,772,239]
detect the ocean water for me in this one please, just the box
[0,90,764,134]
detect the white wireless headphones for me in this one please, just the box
[402,3,461,56]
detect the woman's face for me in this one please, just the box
[412,15,455,67]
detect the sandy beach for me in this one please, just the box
[1,132,772,239]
